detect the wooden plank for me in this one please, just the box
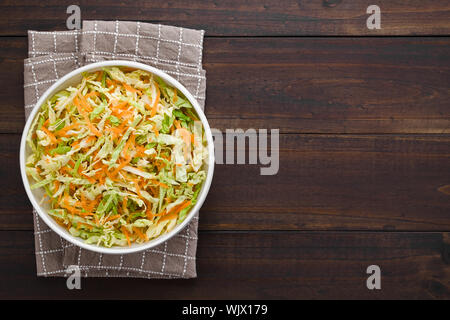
[0,37,449,134]
[1,1,450,36]
[3,133,450,231]
[204,37,450,134]
[0,230,448,299]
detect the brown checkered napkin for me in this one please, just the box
[24,20,206,278]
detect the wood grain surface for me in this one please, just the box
[1,0,450,36]
[0,0,449,300]
[1,231,449,299]
[1,37,449,134]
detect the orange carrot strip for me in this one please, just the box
[134,145,147,157]
[172,89,178,102]
[146,208,154,219]
[160,200,192,222]
[151,180,168,189]
[132,227,147,241]
[121,67,136,73]
[121,134,135,158]
[77,93,93,112]
[81,173,96,184]
[122,197,128,213]
[56,122,79,137]
[172,200,192,216]
[105,214,121,222]
[123,83,142,95]
[113,101,128,110]
[132,178,142,197]
[159,211,178,222]
[150,84,160,117]
[106,79,116,91]
[152,125,159,137]
[40,126,58,144]
[78,222,94,229]
[74,96,101,137]
[111,155,132,177]
[85,91,99,99]
[121,226,131,246]
[96,71,103,81]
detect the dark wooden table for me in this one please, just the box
[0,1,449,299]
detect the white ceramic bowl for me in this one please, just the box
[20,60,214,254]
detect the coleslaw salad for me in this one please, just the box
[20,61,214,254]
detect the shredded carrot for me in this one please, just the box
[55,218,67,228]
[59,166,72,175]
[105,169,117,181]
[108,120,128,139]
[78,222,94,230]
[133,178,142,197]
[149,186,159,198]
[73,96,101,137]
[134,145,147,157]
[81,172,96,183]
[85,91,99,99]
[121,134,135,158]
[152,125,159,137]
[106,79,115,87]
[121,226,131,246]
[53,180,60,192]
[77,93,93,112]
[96,71,103,81]
[113,101,128,110]
[159,211,178,221]
[146,207,154,219]
[111,155,132,177]
[174,200,192,214]
[105,214,120,222]
[79,194,87,208]
[150,84,160,117]
[172,89,178,102]
[122,197,128,213]
[56,122,79,137]
[62,195,80,215]
[40,126,58,144]
[133,227,148,241]
[151,179,168,189]
[160,200,192,221]
[123,83,142,95]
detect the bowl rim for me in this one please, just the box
[19,60,215,255]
